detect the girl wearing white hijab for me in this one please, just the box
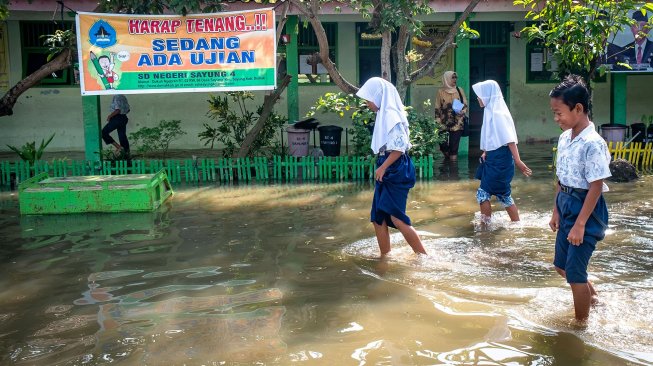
[472,80,532,222]
[356,77,426,256]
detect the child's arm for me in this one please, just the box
[106,106,121,122]
[567,179,603,246]
[549,182,561,232]
[507,142,532,176]
[375,150,402,182]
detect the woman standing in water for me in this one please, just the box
[472,80,532,222]
[435,70,468,161]
[356,77,427,257]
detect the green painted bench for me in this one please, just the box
[18,169,173,214]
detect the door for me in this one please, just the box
[469,47,508,148]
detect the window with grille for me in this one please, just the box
[21,21,78,86]
[296,22,336,84]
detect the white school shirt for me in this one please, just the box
[379,123,410,153]
[556,122,611,192]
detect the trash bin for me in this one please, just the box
[599,123,628,143]
[630,123,646,143]
[286,127,310,157]
[647,124,653,143]
[318,125,343,156]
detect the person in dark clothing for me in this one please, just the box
[102,94,130,154]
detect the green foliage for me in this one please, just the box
[347,0,434,35]
[200,92,286,157]
[43,29,76,61]
[515,0,653,80]
[6,133,55,164]
[129,119,186,158]
[405,108,445,158]
[100,148,130,162]
[306,92,444,157]
[642,114,653,127]
[97,0,282,15]
[458,21,480,40]
[0,0,8,21]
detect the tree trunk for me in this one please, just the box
[394,25,411,100]
[380,31,392,81]
[0,49,72,117]
[235,74,292,158]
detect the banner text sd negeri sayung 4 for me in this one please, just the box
[76,9,277,95]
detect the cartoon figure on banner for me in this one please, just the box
[90,51,120,89]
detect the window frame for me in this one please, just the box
[20,20,77,86]
[295,22,337,85]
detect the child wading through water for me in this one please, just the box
[549,75,611,321]
[356,77,427,257]
[472,80,532,222]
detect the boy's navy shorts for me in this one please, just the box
[553,189,608,284]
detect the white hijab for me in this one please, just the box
[472,80,518,152]
[356,77,410,154]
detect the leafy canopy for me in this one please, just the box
[515,0,653,78]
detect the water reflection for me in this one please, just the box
[0,145,652,365]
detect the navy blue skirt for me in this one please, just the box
[371,153,416,228]
[475,145,514,196]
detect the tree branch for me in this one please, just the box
[0,49,72,117]
[409,0,482,83]
[236,74,292,158]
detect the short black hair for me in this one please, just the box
[549,74,590,113]
[632,9,649,22]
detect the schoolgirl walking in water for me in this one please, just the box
[356,77,427,257]
[472,80,532,222]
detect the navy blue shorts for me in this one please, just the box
[553,189,608,283]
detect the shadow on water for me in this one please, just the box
[0,144,652,365]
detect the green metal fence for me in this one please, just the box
[0,155,435,187]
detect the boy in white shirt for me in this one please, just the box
[549,75,611,321]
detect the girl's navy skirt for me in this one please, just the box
[371,153,416,228]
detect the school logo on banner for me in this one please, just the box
[88,20,117,48]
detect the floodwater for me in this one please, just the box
[0,145,652,365]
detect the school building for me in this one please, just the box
[1,0,651,157]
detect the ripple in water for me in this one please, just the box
[342,208,653,365]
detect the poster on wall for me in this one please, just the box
[76,9,276,95]
[604,8,653,72]
[413,23,455,86]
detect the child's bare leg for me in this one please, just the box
[505,204,520,221]
[570,282,592,321]
[555,266,566,278]
[390,216,427,255]
[373,221,391,257]
[480,200,492,221]
[588,280,599,306]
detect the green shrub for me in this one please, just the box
[199,92,286,158]
[306,92,444,157]
[129,119,186,158]
[6,133,55,164]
